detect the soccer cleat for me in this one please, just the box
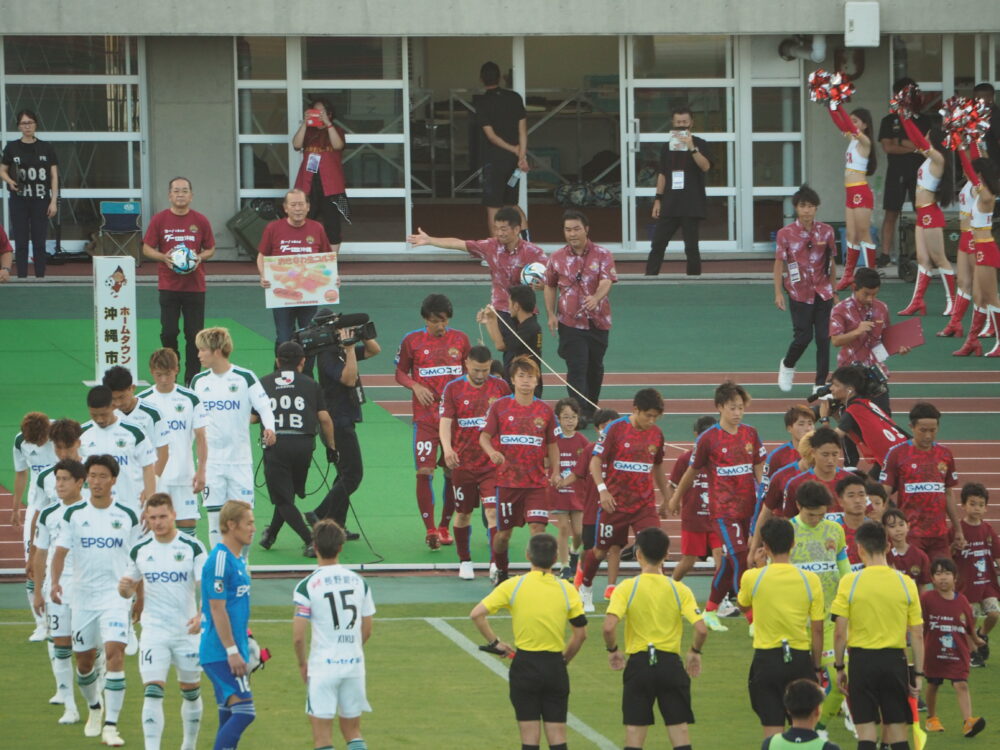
[489,563,498,585]
[777,360,795,392]
[49,692,65,705]
[494,570,508,587]
[977,631,989,660]
[436,526,453,546]
[963,716,986,737]
[702,611,729,632]
[101,723,125,746]
[344,529,361,542]
[424,530,441,551]
[28,623,48,642]
[84,704,104,737]
[258,525,276,550]
[842,702,857,738]
[925,716,944,732]
[579,584,595,613]
[302,543,316,558]
[567,551,579,577]
[559,566,573,581]
[603,584,616,600]
[917,695,928,712]
[458,561,475,580]
[970,651,986,668]
[717,593,740,617]
[58,706,80,725]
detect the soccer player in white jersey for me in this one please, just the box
[137,348,209,535]
[12,411,57,639]
[119,493,206,750]
[293,520,375,750]
[80,385,156,511]
[190,327,275,547]
[32,457,88,724]
[104,364,170,477]
[50,454,142,747]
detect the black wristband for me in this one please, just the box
[690,646,702,655]
[833,663,846,671]
[606,644,618,653]
[488,638,499,648]
[655,193,664,201]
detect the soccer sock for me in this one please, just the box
[439,476,456,529]
[181,687,203,749]
[495,548,509,575]
[673,746,692,750]
[207,509,221,548]
[744,608,753,624]
[580,549,600,587]
[549,744,567,750]
[889,743,910,750]
[103,670,126,723]
[215,700,255,750]
[53,645,75,705]
[819,674,845,725]
[454,525,472,562]
[707,555,731,606]
[217,704,232,731]
[142,683,165,750]
[487,526,496,564]
[521,745,540,750]
[77,667,101,708]
[416,474,436,531]
[346,739,368,750]
[856,743,877,750]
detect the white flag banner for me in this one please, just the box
[90,256,140,384]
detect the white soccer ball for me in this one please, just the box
[520,261,547,286]
[169,245,198,274]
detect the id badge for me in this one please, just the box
[306,153,321,173]
[787,261,801,284]
[872,343,889,362]
[671,170,685,190]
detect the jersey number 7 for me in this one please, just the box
[324,589,357,629]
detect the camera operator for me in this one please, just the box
[309,310,381,537]
[816,364,909,476]
[258,341,336,557]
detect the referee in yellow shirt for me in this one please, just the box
[602,527,707,750]
[470,533,587,750]
[831,521,923,750]
[737,517,825,740]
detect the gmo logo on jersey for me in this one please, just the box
[903,482,945,493]
[793,561,837,572]
[457,417,486,428]
[81,537,124,548]
[417,366,463,378]
[716,463,752,477]
[499,434,543,447]
[612,460,652,473]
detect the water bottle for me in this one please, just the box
[507,168,523,188]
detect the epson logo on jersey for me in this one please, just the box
[716,463,752,477]
[417,365,463,378]
[499,434,543,447]
[81,537,124,549]
[143,571,189,584]
[113,454,129,467]
[612,460,653,473]
[236,584,251,597]
[794,561,837,572]
[203,400,242,411]
[166,419,187,431]
[904,482,945,493]
[457,417,486,428]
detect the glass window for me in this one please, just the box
[57,198,106,241]
[953,34,977,95]
[633,36,729,78]
[342,144,405,188]
[635,196,731,243]
[752,142,801,187]
[5,84,138,132]
[752,87,800,132]
[302,37,402,80]
[636,142,730,189]
[236,90,288,135]
[238,144,289,190]
[4,36,137,75]
[302,89,404,134]
[235,37,285,80]
[50,142,135,189]
[635,88,728,133]
[892,35,943,83]
[343,199,405,242]
[753,198,791,243]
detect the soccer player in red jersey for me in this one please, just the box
[833,474,870,570]
[439,346,511,580]
[762,405,815,489]
[548,398,589,578]
[777,428,855,519]
[758,435,812,523]
[479,356,558,584]
[920,558,987,737]
[669,381,765,631]
[884,508,932,586]
[881,401,963,561]
[670,415,719,583]
[952,484,1000,666]
[395,294,471,550]
[576,388,668,613]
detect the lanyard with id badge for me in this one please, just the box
[306,153,322,173]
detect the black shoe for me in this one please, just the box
[619,544,636,562]
[344,529,360,541]
[971,651,986,668]
[258,526,275,550]
[305,511,319,527]
[302,543,316,558]
[494,570,509,587]
[978,630,990,660]
[567,551,579,576]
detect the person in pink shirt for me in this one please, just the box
[773,185,838,393]
[0,224,12,282]
[543,210,618,424]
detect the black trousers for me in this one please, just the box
[314,421,363,527]
[308,173,343,245]
[9,195,49,278]
[263,435,314,544]
[645,215,701,276]
[783,295,834,386]
[557,322,609,419]
[159,290,206,385]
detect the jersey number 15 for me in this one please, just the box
[324,589,357,629]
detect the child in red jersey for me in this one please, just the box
[952,483,1000,667]
[921,557,986,737]
[834,474,870,571]
[670,415,719,582]
[548,398,588,577]
[884,508,931,587]
[865,481,891,522]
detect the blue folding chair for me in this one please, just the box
[98,201,142,265]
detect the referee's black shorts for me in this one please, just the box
[509,650,569,723]
[847,647,913,726]
[622,650,694,727]
[748,647,814,727]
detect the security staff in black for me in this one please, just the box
[311,317,381,535]
[258,341,335,557]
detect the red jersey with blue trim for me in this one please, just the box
[951,520,1000,602]
[690,423,765,521]
[395,327,470,426]
[921,589,975,680]
[554,431,590,502]
[763,441,799,488]
[439,374,510,474]
[573,440,600,524]
[482,396,556,489]
[782,468,854,517]
[762,461,803,517]
[835,517,867,571]
[670,449,711,533]
[593,416,665,514]
[880,441,958,539]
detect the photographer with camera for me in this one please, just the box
[306,309,381,537]
[258,341,335,557]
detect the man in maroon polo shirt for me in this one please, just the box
[257,188,332,372]
[773,184,838,394]
[142,176,217,385]
[544,210,617,424]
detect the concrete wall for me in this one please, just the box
[145,37,240,258]
[4,1,998,36]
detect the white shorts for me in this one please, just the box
[203,463,254,509]
[138,631,201,683]
[973,597,1000,617]
[306,672,371,720]
[72,606,130,652]
[159,482,201,522]
[45,596,74,638]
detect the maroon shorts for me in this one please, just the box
[714,517,750,555]
[595,504,660,550]
[846,183,874,210]
[412,421,443,471]
[908,533,952,562]
[975,239,1000,269]
[496,487,549,530]
[681,529,713,557]
[452,467,497,513]
[549,486,583,513]
[959,230,976,255]
[917,203,945,229]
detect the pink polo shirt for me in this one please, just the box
[544,241,618,330]
[830,295,891,375]
[464,237,545,312]
[775,219,836,304]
